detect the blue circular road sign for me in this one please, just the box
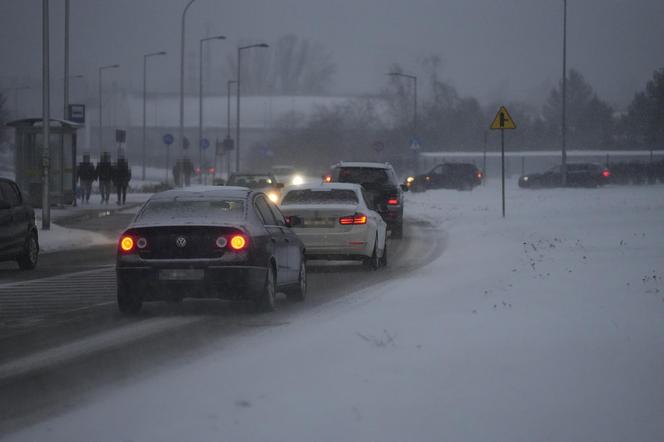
[163,134,174,145]
[200,138,210,150]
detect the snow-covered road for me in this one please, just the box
[3,181,664,441]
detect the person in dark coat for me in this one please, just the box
[96,152,113,204]
[77,154,97,204]
[112,157,132,205]
[182,157,194,186]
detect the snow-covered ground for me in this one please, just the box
[6,181,664,441]
[31,193,152,254]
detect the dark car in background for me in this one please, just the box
[519,163,610,188]
[116,187,306,314]
[407,162,483,192]
[226,172,284,204]
[325,162,406,238]
[0,177,39,270]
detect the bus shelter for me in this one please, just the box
[7,118,81,207]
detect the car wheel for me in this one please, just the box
[364,239,380,271]
[287,258,307,302]
[117,279,142,314]
[17,233,39,270]
[255,265,277,312]
[379,237,388,268]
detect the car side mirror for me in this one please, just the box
[275,183,285,189]
[0,200,10,210]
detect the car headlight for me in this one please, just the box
[267,191,280,203]
[291,175,304,186]
[406,176,415,183]
[522,176,529,182]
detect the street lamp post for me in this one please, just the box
[42,0,51,230]
[179,0,196,174]
[98,64,119,155]
[142,51,166,181]
[63,0,69,120]
[226,79,236,178]
[198,35,226,183]
[387,72,418,174]
[236,43,269,173]
[561,0,568,186]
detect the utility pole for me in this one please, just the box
[42,0,51,230]
[198,35,225,183]
[226,79,236,178]
[179,0,196,182]
[63,0,69,120]
[561,0,568,187]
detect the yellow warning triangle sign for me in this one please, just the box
[490,106,517,130]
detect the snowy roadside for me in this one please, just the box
[6,182,664,441]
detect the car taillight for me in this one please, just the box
[119,235,134,253]
[229,234,248,251]
[477,171,483,179]
[602,169,610,178]
[339,214,368,225]
[215,236,228,248]
[323,175,332,183]
[387,198,399,206]
[136,237,148,249]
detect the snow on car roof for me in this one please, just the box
[149,186,250,200]
[334,161,393,170]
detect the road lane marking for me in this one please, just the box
[0,317,201,381]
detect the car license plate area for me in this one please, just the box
[159,269,204,281]
[302,218,335,228]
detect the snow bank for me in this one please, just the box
[35,222,113,254]
[7,181,664,441]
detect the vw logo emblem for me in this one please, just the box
[175,236,187,248]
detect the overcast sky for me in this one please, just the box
[1,0,663,110]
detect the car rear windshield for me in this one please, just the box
[281,189,359,205]
[227,175,275,188]
[334,167,394,186]
[136,199,245,223]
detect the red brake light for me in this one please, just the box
[602,169,610,178]
[229,235,248,251]
[120,236,134,252]
[339,214,368,225]
[387,198,399,206]
[208,167,215,174]
[477,171,483,178]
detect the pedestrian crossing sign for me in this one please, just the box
[490,106,517,130]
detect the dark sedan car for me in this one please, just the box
[0,177,39,270]
[407,162,483,192]
[116,187,306,314]
[519,163,610,188]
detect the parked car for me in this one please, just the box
[519,163,610,188]
[407,162,483,192]
[0,177,39,270]
[279,183,388,270]
[324,162,406,238]
[226,172,284,203]
[116,186,306,314]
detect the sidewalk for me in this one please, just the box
[34,193,152,254]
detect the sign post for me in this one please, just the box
[490,106,517,218]
[163,133,174,185]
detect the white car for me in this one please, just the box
[279,183,388,269]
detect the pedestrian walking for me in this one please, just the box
[112,156,132,205]
[96,152,113,204]
[76,153,97,204]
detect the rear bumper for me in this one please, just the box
[294,228,373,258]
[117,259,266,300]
